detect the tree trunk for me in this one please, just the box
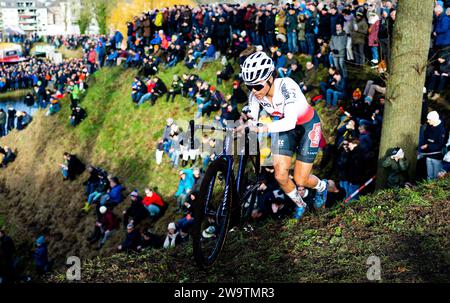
[376,0,434,188]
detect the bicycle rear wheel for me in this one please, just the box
[192,158,235,268]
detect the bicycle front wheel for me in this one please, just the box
[192,158,234,268]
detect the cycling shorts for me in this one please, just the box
[271,111,322,163]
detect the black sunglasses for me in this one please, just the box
[246,83,266,91]
[246,79,273,92]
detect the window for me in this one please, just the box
[6,50,19,56]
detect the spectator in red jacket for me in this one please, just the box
[87,47,97,74]
[142,188,165,217]
[87,206,119,250]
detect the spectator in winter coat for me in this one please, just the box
[299,61,317,93]
[278,51,297,78]
[7,108,16,133]
[197,38,216,70]
[329,5,344,36]
[175,169,195,211]
[138,230,163,251]
[136,78,156,107]
[263,10,276,48]
[214,17,230,54]
[305,13,317,56]
[275,8,287,36]
[191,167,204,192]
[421,111,448,180]
[122,190,149,228]
[83,170,110,211]
[163,222,180,249]
[16,111,32,130]
[117,223,141,252]
[433,6,450,55]
[113,30,124,49]
[358,124,373,157]
[352,12,369,65]
[166,75,183,102]
[228,80,247,106]
[275,50,288,76]
[336,119,359,148]
[46,97,61,116]
[320,67,337,95]
[326,71,346,107]
[368,12,381,65]
[342,9,355,61]
[216,57,235,85]
[60,152,85,181]
[289,62,303,85]
[70,106,87,127]
[427,53,450,101]
[83,165,101,196]
[345,139,366,201]
[297,14,307,54]
[0,229,16,283]
[99,176,124,208]
[318,7,332,41]
[330,23,348,78]
[285,7,298,53]
[381,147,410,188]
[1,146,16,168]
[148,77,168,106]
[0,109,6,137]
[33,236,50,275]
[87,206,120,249]
[142,188,165,218]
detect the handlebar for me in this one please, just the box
[189,120,251,153]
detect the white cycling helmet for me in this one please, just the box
[241,51,275,86]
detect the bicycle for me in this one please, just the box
[189,119,264,268]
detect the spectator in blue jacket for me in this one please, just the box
[100,176,124,207]
[113,30,124,49]
[96,38,107,67]
[275,50,288,77]
[326,71,346,107]
[197,38,216,70]
[33,236,50,276]
[105,49,119,67]
[175,169,195,212]
[358,124,373,157]
[433,6,450,55]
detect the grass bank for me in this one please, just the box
[47,178,450,283]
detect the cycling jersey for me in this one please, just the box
[247,77,322,163]
[247,77,315,133]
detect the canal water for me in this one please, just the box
[0,96,39,131]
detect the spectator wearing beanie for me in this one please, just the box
[420,111,448,180]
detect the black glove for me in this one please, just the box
[332,49,339,55]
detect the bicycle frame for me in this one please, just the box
[190,120,260,223]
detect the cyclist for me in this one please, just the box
[238,51,332,220]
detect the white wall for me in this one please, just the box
[2,8,19,28]
[36,8,47,34]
